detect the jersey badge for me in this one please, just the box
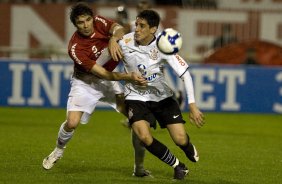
[149,48,158,60]
[125,38,132,44]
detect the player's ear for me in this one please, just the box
[150,26,157,34]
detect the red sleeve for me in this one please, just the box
[93,15,115,36]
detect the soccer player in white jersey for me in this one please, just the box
[130,0,185,108]
[119,10,205,180]
[42,2,151,177]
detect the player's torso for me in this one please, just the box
[122,35,164,82]
[121,34,173,101]
[69,33,118,84]
[68,16,118,74]
[90,33,111,57]
[69,31,110,63]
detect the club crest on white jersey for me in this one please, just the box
[149,48,159,60]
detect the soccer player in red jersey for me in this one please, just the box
[42,2,149,176]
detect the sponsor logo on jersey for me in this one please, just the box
[95,17,107,27]
[137,64,157,82]
[71,43,82,64]
[137,64,147,76]
[132,86,166,96]
[175,54,186,66]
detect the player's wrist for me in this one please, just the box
[189,103,197,109]
[117,72,131,81]
[110,36,120,43]
[189,103,200,113]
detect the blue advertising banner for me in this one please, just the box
[1,60,282,113]
[187,65,282,113]
[0,60,72,108]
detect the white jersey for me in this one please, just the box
[119,32,195,103]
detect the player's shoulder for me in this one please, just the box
[122,32,134,41]
[94,15,108,22]
[68,32,91,54]
[93,15,113,27]
[120,32,135,45]
[68,32,84,45]
[68,32,79,48]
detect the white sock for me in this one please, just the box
[56,121,74,149]
[54,147,64,157]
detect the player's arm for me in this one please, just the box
[181,71,205,128]
[165,54,205,127]
[108,23,125,61]
[90,63,146,86]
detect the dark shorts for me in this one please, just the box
[125,97,185,129]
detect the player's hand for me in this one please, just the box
[188,103,205,128]
[109,37,123,61]
[129,72,147,87]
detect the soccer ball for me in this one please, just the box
[156,28,183,55]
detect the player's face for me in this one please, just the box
[75,14,94,37]
[134,18,156,45]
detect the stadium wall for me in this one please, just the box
[0,4,281,62]
[1,60,282,114]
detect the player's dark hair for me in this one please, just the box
[70,2,93,26]
[137,9,160,29]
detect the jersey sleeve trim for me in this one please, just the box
[179,66,189,78]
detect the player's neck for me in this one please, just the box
[137,35,155,46]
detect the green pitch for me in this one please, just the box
[0,107,281,184]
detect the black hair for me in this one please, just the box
[137,9,160,29]
[70,2,93,26]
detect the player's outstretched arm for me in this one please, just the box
[109,23,124,61]
[179,69,205,128]
[90,63,147,86]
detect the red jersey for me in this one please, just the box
[68,15,119,77]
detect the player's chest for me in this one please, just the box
[125,46,161,65]
[83,37,109,60]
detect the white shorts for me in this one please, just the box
[67,77,124,123]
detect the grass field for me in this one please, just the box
[0,107,281,184]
